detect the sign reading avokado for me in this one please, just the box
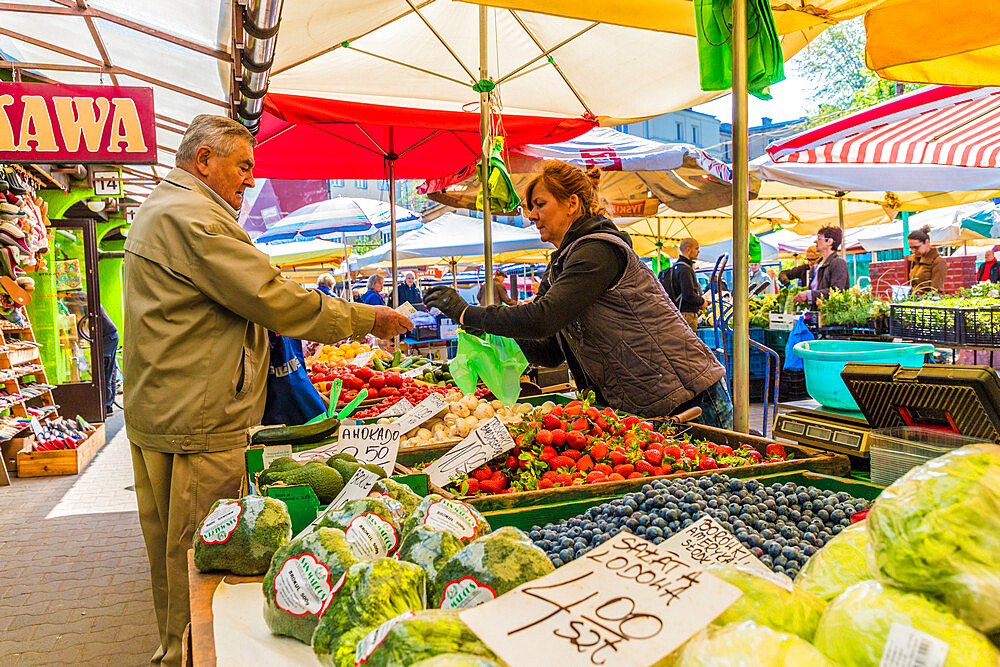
[0,83,156,163]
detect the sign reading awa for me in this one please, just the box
[0,83,156,164]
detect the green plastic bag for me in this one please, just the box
[451,331,527,405]
[476,137,520,214]
[693,0,785,100]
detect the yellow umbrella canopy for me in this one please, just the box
[864,1,1000,86]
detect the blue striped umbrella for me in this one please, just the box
[256,197,421,244]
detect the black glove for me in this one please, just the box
[424,286,469,322]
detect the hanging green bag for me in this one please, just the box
[693,0,785,100]
[476,137,521,214]
[451,330,528,405]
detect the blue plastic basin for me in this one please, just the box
[791,340,935,411]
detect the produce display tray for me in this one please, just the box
[889,303,962,345]
[396,423,851,513]
[15,423,105,477]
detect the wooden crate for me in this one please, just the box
[16,423,106,478]
[396,423,851,512]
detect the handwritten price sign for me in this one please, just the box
[292,423,401,475]
[461,532,742,666]
[424,416,515,487]
[393,393,448,433]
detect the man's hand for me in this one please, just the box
[371,306,413,339]
[424,286,469,322]
[792,290,810,304]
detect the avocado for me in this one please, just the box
[280,462,344,504]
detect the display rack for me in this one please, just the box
[0,306,59,424]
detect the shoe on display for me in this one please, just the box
[0,202,21,216]
[0,232,30,254]
[0,222,25,239]
[6,170,27,196]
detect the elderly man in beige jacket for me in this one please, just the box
[123,114,412,666]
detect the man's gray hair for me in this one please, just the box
[367,274,383,291]
[679,237,698,254]
[176,115,256,165]
[317,273,335,288]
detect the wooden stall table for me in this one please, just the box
[186,550,262,667]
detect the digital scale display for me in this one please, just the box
[774,412,870,455]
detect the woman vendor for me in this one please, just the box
[424,161,732,429]
[791,226,850,306]
[907,225,947,295]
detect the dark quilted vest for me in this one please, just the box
[546,232,725,416]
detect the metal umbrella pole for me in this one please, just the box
[479,5,494,306]
[731,0,750,433]
[342,232,352,301]
[388,128,400,347]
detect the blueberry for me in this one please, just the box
[645,526,663,539]
[559,548,574,562]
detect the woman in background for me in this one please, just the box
[907,225,947,295]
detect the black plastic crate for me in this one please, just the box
[411,322,440,340]
[889,303,962,345]
[959,307,1000,347]
[779,369,810,402]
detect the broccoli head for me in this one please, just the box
[411,655,504,667]
[401,495,491,544]
[312,558,427,667]
[369,478,421,521]
[356,610,496,667]
[397,526,464,584]
[432,527,554,609]
[262,527,359,644]
[316,497,402,560]
[193,496,291,575]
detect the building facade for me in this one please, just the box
[616,109,725,159]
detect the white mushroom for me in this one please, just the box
[474,403,495,420]
[541,401,556,412]
[491,399,505,411]
[451,402,471,418]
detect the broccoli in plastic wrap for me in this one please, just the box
[674,621,835,667]
[397,526,464,584]
[312,558,426,667]
[432,527,554,609]
[262,527,359,644]
[813,581,1000,667]
[866,443,1000,634]
[401,495,491,543]
[193,496,292,575]
[353,609,497,667]
[706,565,827,642]
[795,520,872,602]
[411,655,504,667]
[316,497,401,560]
[369,478,421,522]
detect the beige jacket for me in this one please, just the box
[123,168,377,453]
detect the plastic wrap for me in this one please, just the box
[795,521,872,602]
[357,609,497,667]
[410,655,504,667]
[706,565,827,641]
[813,581,1000,667]
[193,496,291,575]
[369,478,422,522]
[400,495,492,543]
[398,526,464,584]
[312,558,426,667]
[674,621,834,667]
[866,443,1000,633]
[262,527,359,644]
[432,527,554,609]
[316,497,402,559]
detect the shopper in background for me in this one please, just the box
[360,273,386,306]
[100,305,118,416]
[659,237,704,331]
[315,272,336,297]
[397,271,423,306]
[792,225,850,305]
[123,114,411,667]
[907,225,947,295]
[425,161,731,427]
[478,269,518,305]
[749,261,776,295]
[778,246,820,287]
[978,246,1000,284]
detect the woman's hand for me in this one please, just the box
[424,286,469,322]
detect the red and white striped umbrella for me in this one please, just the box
[755,86,1000,192]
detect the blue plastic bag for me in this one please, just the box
[784,316,814,371]
[262,332,326,425]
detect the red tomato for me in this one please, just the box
[368,373,386,389]
[380,387,399,397]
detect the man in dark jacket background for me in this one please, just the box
[659,237,704,331]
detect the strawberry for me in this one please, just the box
[554,472,572,485]
[535,429,554,446]
[634,460,655,475]
[472,466,492,481]
[715,444,734,456]
[748,451,763,463]
[585,407,600,421]
[607,472,626,482]
[551,429,567,448]
[593,463,613,476]
[539,446,558,462]
[613,463,635,477]
[575,455,594,472]
[562,448,583,461]
[490,470,503,481]
[461,478,480,495]
[650,465,664,476]
[571,417,590,432]
[595,416,609,432]
[542,470,558,482]
[609,450,628,466]
[698,456,718,471]
[479,479,502,494]
[664,444,683,460]
[766,443,787,459]
[585,471,607,484]
[590,441,609,461]
[538,478,555,489]
[505,455,518,469]
[627,472,644,480]
[661,462,672,474]
[644,448,663,466]
[566,430,587,449]
[543,414,561,430]
[548,455,575,470]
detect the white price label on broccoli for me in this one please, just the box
[376,398,413,418]
[392,393,448,433]
[424,416,516,488]
[334,422,402,475]
[461,531,743,667]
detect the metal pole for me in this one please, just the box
[731,0,750,433]
[479,5,494,306]
[388,129,400,347]
[342,232,352,302]
[837,192,846,240]
[901,210,910,247]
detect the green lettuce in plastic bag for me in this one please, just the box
[451,331,527,405]
[866,443,1000,634]
[411,655,503,667]
[352,609,496,667]
[674,621,834,667]
[813,581,1000,666]
[706,565,826,641]
[795,520,872,602]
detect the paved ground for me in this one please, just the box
[0,409,161,666]
[0,401,779,666]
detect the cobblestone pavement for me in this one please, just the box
[0,410,160,666]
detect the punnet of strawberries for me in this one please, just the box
[446,397,791,496]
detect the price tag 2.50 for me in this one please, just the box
[424,416,516,488]
[461,532,742,667]
[334,422,402,475]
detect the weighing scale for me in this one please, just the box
[773,363,1000,458]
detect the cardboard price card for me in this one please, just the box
[351,350,376,367]
[670,517,794,591]
[424,416,516,488]
[334,422,402,475]
[461,532,743,667]
[377,398,413,418]
[395,302,418,317]
[393,393,448,433]
[295,467,382,538]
